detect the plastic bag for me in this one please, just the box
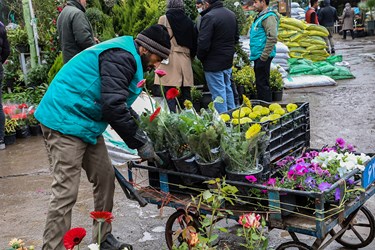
[285,41,301,47]
[326,55,343,64]
[305,24,329,36]
[278,30,298,38]
[289,51,305,58]
[281,17,307,30]
[290,47,307,53]
[284,75,336,89]
[290,32,307,42]
[289,64,314,74]
[275,42,290,53]
[307,30,329,37]
[306,44,327,51]
[280,23,302,31]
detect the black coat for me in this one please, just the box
[0,23,10,64]
[99,48,147,149]
[197,1,239,72]
[318,1,339,27]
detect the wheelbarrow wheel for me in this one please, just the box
[276,241,313,250]
[329,206,375,249]
[165,209,201,250]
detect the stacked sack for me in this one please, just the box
[272,42,290,71]
[278,17,330,62]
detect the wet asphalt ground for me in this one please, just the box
[0,34,374,249]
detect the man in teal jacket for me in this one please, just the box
[250,0,278,102]
[35,24,170,250]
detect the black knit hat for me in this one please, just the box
[135,24,171,60]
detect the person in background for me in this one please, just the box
[306,0,319,24]
[0,21,10,150]
[250,0,279,102]
[35,24,171,250]
[318,0,338,54]
[195,0,204,31]
[197,0,239,113]
[341,3,355,40]
[57,0,97,63]
[154,0,197,112]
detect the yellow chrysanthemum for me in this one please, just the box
[286,103,298,113]
[232,109,246,118]
[260,107,270,115]
[274,108,286,115]
[242,95,252,108]
[245,123,262,139]
[269,114,281,121]
[269,103,282,111]
[241,107,252,115]
[220,114,231,122]
[260,116,270,122]
[9,238,24,248]
[248,112,259,119]
[183,100,193,109]
[253,105,263,112]
[231,117,253,125]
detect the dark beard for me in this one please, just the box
[140,52,153,72]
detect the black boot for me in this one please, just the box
[100,234,133,250]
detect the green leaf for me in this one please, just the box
[251,233,260,240]
[214,96,224,104]
[225,210,234,215]
[209,234,219,243]
[218,227,228,232]
[203,190,213,200]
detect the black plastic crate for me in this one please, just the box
[225,100,310,165]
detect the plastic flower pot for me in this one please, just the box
[29,124,43,136]
[272,90,283,102]
[225,164,264,182]
[195,155,224,178]
[172,153,199,185]
[16,125,31,138]
[4,133,16,145]
[155,149,175,170]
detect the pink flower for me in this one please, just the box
[287,170,295,179]
[238,213,261,229]
[336,138,345,149]
[155,69,167,77]
[245,175,257,183]
[267,178,276,186]
[347,144,355,152]
[136,79,146,88]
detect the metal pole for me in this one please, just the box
[22,0,37,68]
[28,0,40,64]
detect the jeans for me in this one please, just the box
[204,68,235,113]
[254,58,272,102]
[0,63,5,141]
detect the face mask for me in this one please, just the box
[197,7,203,13]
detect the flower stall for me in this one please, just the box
[119,70,375,249]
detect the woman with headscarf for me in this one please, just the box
[341,3,355,39]
[153,0,197,112]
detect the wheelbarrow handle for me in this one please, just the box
[114,166,147,207]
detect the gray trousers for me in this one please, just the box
[41,125,114,250]
[324,26,335,51]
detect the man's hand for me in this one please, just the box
[94,37,100,44]
[137,140,156,161]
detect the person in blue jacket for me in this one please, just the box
[35,24,171,250]
[250,0,279,102]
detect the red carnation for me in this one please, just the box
[136,79,146,88]
[154,69,167,78]
[18,103,28,109]
[90,211,114,224]
[149,107,161,122]
[166,88,179,100]
[63,227,86,250]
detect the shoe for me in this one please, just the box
[100,234,133,250]
[331,49,335,54]
[0,139,5,150]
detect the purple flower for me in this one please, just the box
[303,152,311,159]
[287,170,295,179]
[305,176,316,189]
[347,179,355,185]
[296,158,305,164]
[276,160,287,167]
[334,188,341,201]
[336,138,346,149]
[322,147,337,152]
[267,178,276,186]
[347,144,355,152]
[245,175,257,183]
[261,189,268,194]
[322,170,331,177]
[318,182,332,192]
[310,151,319,158]
[334,174,339,180]
[295,164,308,176]
[285,156,295,163]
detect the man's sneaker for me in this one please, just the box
[0,140,5,150]
[100,234,133,250]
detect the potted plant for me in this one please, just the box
[4,118,18,145]
[26,64,49,87]
[12,104,31,138]
[2,60,20,89]
[190,86,203,111]
[181,102,226,178]
[27,108,42,136]
[7,27,29,53]
[270,68,284,101]
[221,123,269,182]
[232,65,256,101]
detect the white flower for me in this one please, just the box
[88,243,100,250]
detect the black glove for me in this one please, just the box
[137,140,156,161]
